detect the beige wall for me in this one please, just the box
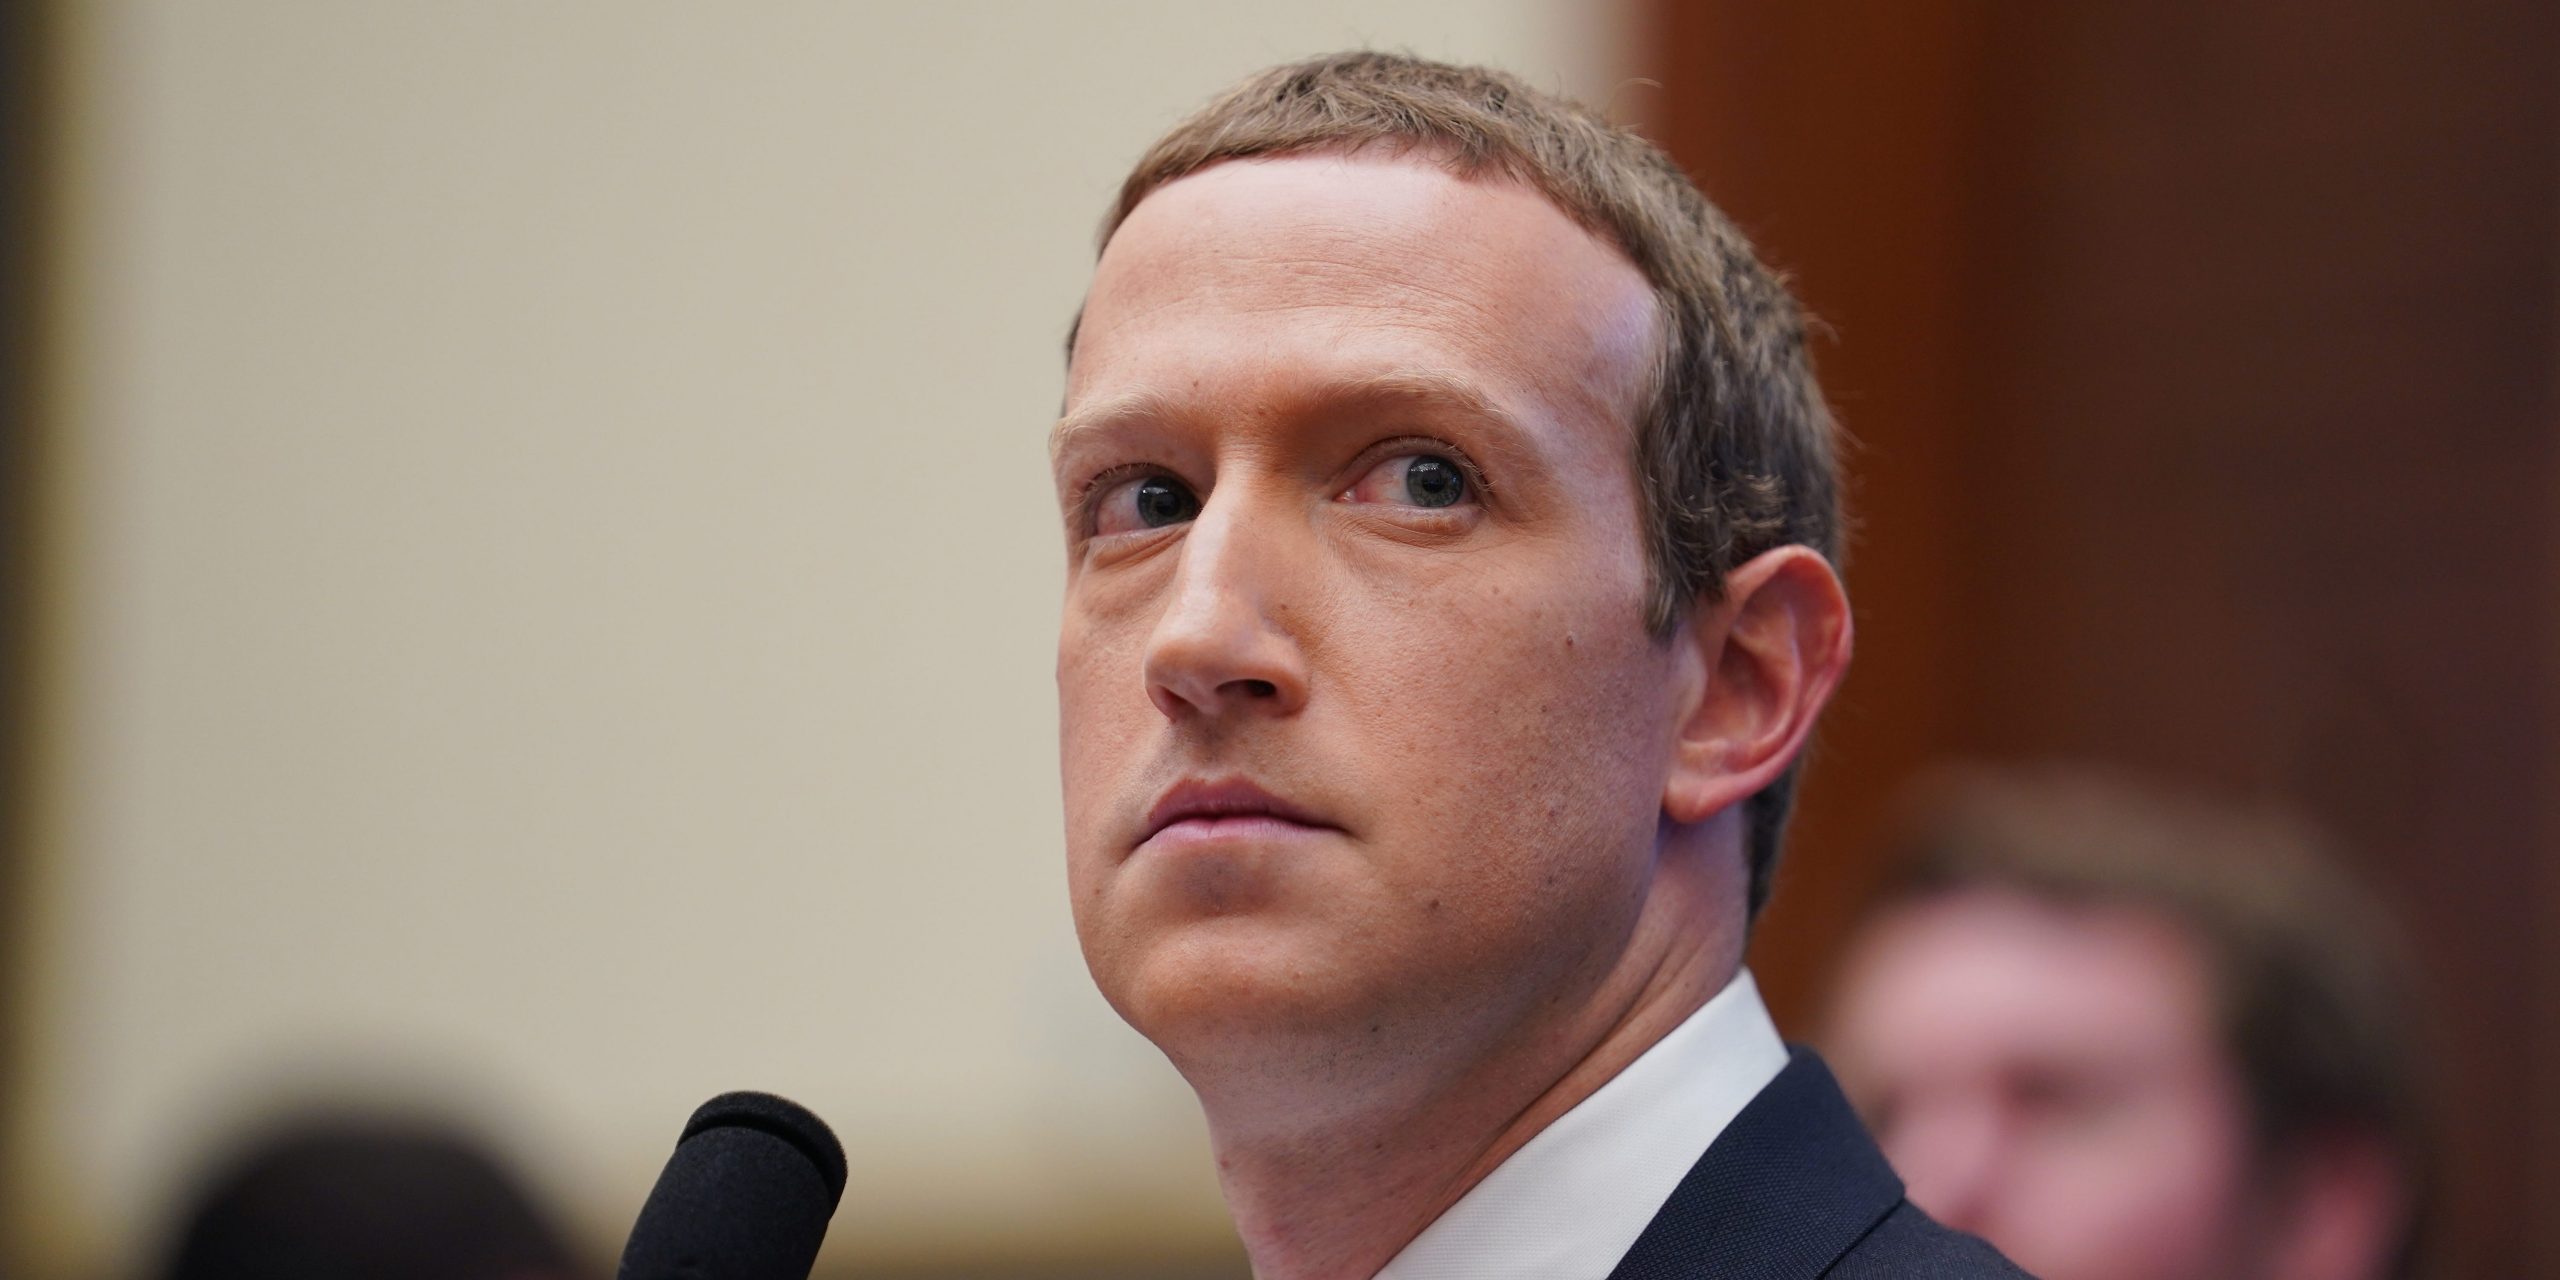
[19,2,1627,1273]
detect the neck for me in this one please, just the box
[1189,848,1747,1280]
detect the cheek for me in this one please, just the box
[1054,609,1149,875]
[1321,566,1672,909]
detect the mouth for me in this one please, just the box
[1139,776,1343,853]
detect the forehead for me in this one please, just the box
[1066,151,1656,431]
[1834,890,2227,1076]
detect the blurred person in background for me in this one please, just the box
[1823,767,2425,1280]
[151,1110,587,1280]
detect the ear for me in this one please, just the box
[2264,1132,2410,1280]
[1662,546,1854,826]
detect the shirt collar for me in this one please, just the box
[1372,969,1789,1280]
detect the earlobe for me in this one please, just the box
[1661,546,1854,826]
[2264,1134,2408,1280]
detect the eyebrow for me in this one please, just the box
[1047,369,1529,465]
[1330,369,1524,432]
[1048,389,1183,465]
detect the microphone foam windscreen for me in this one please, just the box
[616,1091,847,1280]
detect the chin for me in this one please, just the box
[1090,916,1387,1054]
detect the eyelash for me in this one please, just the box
[1355,435,1493,503]
[1072,435,1492,539]
[1072,461,1168,538]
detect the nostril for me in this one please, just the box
[1241,679,1278,698]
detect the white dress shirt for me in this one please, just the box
[1371,969,1790,1280]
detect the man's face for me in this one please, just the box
[1826,890,2263,1280]
[1052,152,1674,1074]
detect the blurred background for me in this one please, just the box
[0,2,2548,1279]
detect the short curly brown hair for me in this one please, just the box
[1074,52,1843,919]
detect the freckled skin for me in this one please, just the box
[1053,153,1684,1121]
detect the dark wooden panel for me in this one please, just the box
[1960,9,2555,1275]
[0,1,48,1275]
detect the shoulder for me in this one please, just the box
[1826,1200,2035,1279]
[1606,1047,2036,1280]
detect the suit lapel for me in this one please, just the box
[1603,1049,1903,1280]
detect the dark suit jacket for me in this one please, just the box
[1605,1049,2033,1279]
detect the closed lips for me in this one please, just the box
[1142,778,1340,845]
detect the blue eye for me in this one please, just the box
[1402,457,1465,508]
[1135,477,1197,526]
[1093,472,1200,536]
[1344,453,1475,511]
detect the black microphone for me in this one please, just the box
[616,1091,848,1280]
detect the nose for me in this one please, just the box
[1141,488,1310,722]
